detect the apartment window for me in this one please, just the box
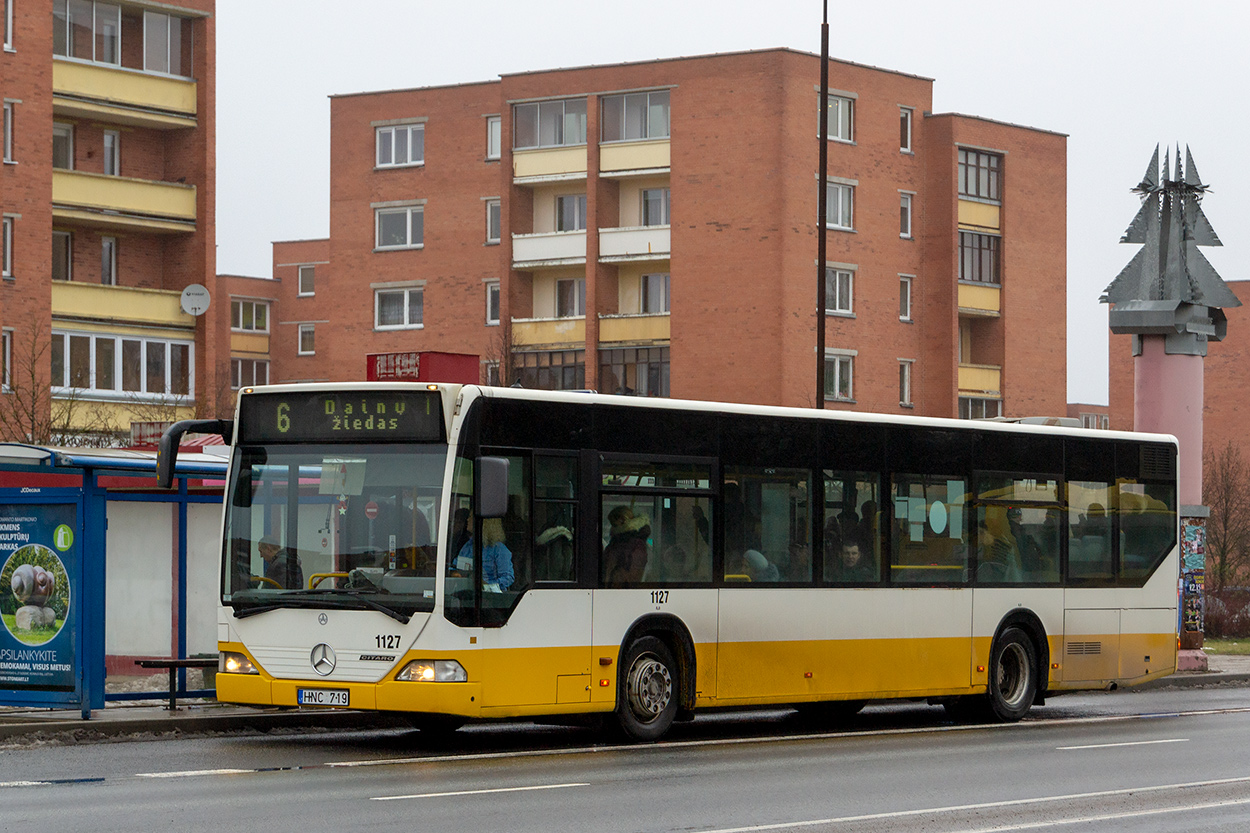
[231,358,268,389]
[486,281,500,326]
[823,94,854,142]
[298,324,315,355]
[900,108,913,152]
[825,182,854,230]
[486,115,501,160]
[375,287,423,329]
[512,349,585,391]
[52,123,73,170]
[485,199,501,243]
[641,188,670,226]
[824,353,854,401]
[900,193,913,238]
[899,275,913,321]
[231,299,269,332]
[555,278,585,318]
[484,360,501,386]
[1,217,11,278]
[1081,413,1109,430]
[52,231,71,281]
[641,273,670,314]
[376,204,424,249]
[297,265,315,296]
[100,236,116,285]
[2,102,12,162]
[899,360,914,406]
[52,331,191,397]
[102,129,119,175]
[1,329,9,391]
[143,10,187,75]
[600,346,670,397]
[53,0,118,65]
[601,90,670,142]
[959,232,1000,284]
[4,0,12,50]
[959,396,1002,420]
[825,268,852,314]
[958,149,1001,202]
[376,123,424,168]
[513,98,587,150]
[556,194,587,232]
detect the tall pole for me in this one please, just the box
[815,0,829,408]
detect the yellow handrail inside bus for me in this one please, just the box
[310,572,350,589]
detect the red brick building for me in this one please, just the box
[251,49,1068,418]
[1,0,222,440]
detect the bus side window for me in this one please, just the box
[822,472,881,584]
[723,466,810,583]
[535,456,576,582]
[500,456,531,592]
[1068,481,1113,583]
[890,475,969,584]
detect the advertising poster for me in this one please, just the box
[0,504,78,692]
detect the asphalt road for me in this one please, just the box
[4,687,1250,832]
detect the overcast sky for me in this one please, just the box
[216,0,1248,406]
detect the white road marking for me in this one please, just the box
[371,782,588,801]
[946,798,1250,832]
[692,775,1250,833]
[136,768,252,778]
[0,780,52,787]
[1057,737,1188,750]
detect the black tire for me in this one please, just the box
[986,627,1037,722]
[616,636,679,742]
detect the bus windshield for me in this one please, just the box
[223,442,448,616]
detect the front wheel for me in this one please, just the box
[986,627,1037,722]
[616,637,679,742]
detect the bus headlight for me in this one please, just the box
[221,651,259,675]
[396,660,467,682]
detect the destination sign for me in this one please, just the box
[239,391,444,443]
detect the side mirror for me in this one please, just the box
[475,456,509,519]
[157,419,233,489]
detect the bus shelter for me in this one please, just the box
[0,443,226,718]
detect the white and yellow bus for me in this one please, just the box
[160,383,1180,741]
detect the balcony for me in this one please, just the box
[958,363,1002,396]
[599,313,671,345]
[513,147,588,183]
[958,199,1000,232]
[231,333,270,355]
[512,230,586,269]
[600,140,671,175]
[52,283,195,331]
[52,170,196,233]
[511,317,586,348]
[599,226,670,263]
[958,282,1001,316]
[53,60,197,130]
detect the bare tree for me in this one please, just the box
[486,318,517,387]
[1203,441,1250,592]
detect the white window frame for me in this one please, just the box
[824,267,853,315]
[2,101,12,162]
[142,10,189,77]
[230,299,269,333]
[376,123,425,168]
[823,350,855,402]
[600,90,671,142]
[4,0,12,51]
[640,273,670,314]
[374,286,424,330]
[899,274,913,322]
[50,330,194,401]
[825,181,854,231]
[900,192,913,238]
[298,323,315,356]
[899,359,914,407]
[297,264,315,296]
[485,198,501,244]
[231,357,269,390]
[486,115,501,160]
[959,396,1002,420]
[555,194,587,232]
[374,203,424,250]
[900,107,913,153]
[1,328,10,392]
[52,122,73,170]
[100,235,116,285]
[822,94,854,143]
[1,216,12,278]
[52,230,72,281]
[102,129,119,176]
[555,278,586,318]
[486,280,500,326]
[512,98,587,150]
[641,188,670,227]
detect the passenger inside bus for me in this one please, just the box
[603,506,650,586]
[830,534,876,583]
[450,515,514,591]
[976,508,1022,582]
[258,535,304,590]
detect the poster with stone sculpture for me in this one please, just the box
[0,504,77,692]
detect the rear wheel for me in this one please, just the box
[987,627,1037,722]
[616,637,678,742]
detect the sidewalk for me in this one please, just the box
[2,655,1249,745]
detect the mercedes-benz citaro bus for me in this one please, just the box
[158,383,1180,742]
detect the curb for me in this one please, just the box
[1133,672,1250,691]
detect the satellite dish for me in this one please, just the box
[180,284,211,316]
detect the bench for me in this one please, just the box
[134,657,218,710]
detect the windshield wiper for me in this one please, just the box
[233,590,411,624]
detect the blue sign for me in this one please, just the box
[0,504,78,691]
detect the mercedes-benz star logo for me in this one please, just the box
[318,613,328,626]
[310,643,336,676]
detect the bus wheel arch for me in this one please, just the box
[992,609,1050,704]
[984,610,1048,721]
[617,615,697,736]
